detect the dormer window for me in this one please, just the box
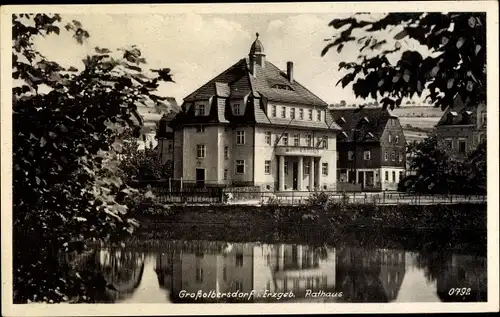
[233,104,241,115]
[281,106,286,118]
[461,110,472,124]
[317,110,321,121]
[195,104,205,116]
[271,105,277,117]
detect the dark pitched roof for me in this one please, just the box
[436,95,480,127]
[183,58,328,107]
[329,107,394,142]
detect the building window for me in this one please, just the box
[195,104,205,116]
[223,169,228,180]
[317,110,321,121]
[392,171,396,182]
[282,133,289,146]
[398,153,403,162]
[236,131,245,145]
[388,133,392,143]
[385,171,389,181]
[234,103,241,115]
[399,171,404,181]
[459,139,467,153]
[293,134,300,146]
[391,151,396,161]
[275,133,281,145]
[235,280,243,291]
[304,162,310,175]
[284,161,289,175]
[281,106,286,118]
[224,146,229,159]
[291,108,296,119]
[236,160,245,174]
[444,138,453,150]
[306,134,312,147]
[322,163,328,176]
[348,151,354,161]
[264,160,271,175]
[481,111,487,126]
[308,109,313,120]
[195,267,203,283]
[271,105,277,117]
[322,136,328,149]
[196,126,205,133]
[265,132,271,145]
[384,152,389,161]
[197,144,206,158]
[236,253,244,267]
[364,150,371,160]
[395,135,399,144]
[299,108,304,120]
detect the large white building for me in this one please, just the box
[164,34,341,191]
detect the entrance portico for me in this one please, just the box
[276,146,324,191]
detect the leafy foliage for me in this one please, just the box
[399,135,486,194]
[323,13,486,110]
[12,13,173,303]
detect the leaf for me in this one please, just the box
[475,44,481,55]
[456,37,465,49]
[430,66,440,77]
[447,78,454,89]
[468,16,476,28]
[40,137,47,147]
[403,69,411,82]
[441,36,449,46]
[377,79,384,87]
[321,43,335,57]
[393,29,408,40]
[337,44,344,53]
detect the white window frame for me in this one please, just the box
[293,134,300,146]
[282,133,289,146]
[197,144,206,158]
[388,133,392,143]
[458,138,467,153]
[317,110,321,121]
[364,150,371,160]
[236,131,245,145]
[299,108,304,120]
[234,103,241,115]
[322,162,328,176]
[391,151,396,161]
[348,151,354,161]
[322,136,328,149]
[223,169,228,180]
[281,106,286,118]
[304,162,310,175]
[444,138,453,150]
[306,134,312,147]
[265,131,271,145]
[224,146,229,159]
[236,160,245,174]
[291,108,296,119]
[384,152,389,161]
[271,105,277,117]
[398,153,403,162]
[308,109,313,120]
[395,135,399,144]
[385,171,389,181]
[264,160,271,175]
[196,104,205,116]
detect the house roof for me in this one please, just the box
[436,95,481,127]
[329,107,394,142]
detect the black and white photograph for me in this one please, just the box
[1,2,498,315]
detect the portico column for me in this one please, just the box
[317,157,322,189]
[309,157,315,191]
[279,155,285,191]
[297,156,304,191]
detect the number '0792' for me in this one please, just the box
[448,288,471,296]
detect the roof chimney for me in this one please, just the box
[287,61,294,83]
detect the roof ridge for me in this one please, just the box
[184,59,246,101]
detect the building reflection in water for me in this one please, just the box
[335,248,406,302]
[436,254,487,302]
[81,241,487,304]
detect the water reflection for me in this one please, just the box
[77,241,487,303]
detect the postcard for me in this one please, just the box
[1,1,498,316]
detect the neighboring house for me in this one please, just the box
[435,96,486,160]
[157,110,180,165]
[330,107,406,191]
[170,33,341,190]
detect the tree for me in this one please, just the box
[12,13,173,303]
[400,134,486,195]
[322,13,486,110]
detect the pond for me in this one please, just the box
[73,236,487,303]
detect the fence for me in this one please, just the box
[148,188,487,206]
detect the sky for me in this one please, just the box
[33,12,428,106]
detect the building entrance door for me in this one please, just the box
[292,162,298,190]
[195,168,205,187]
